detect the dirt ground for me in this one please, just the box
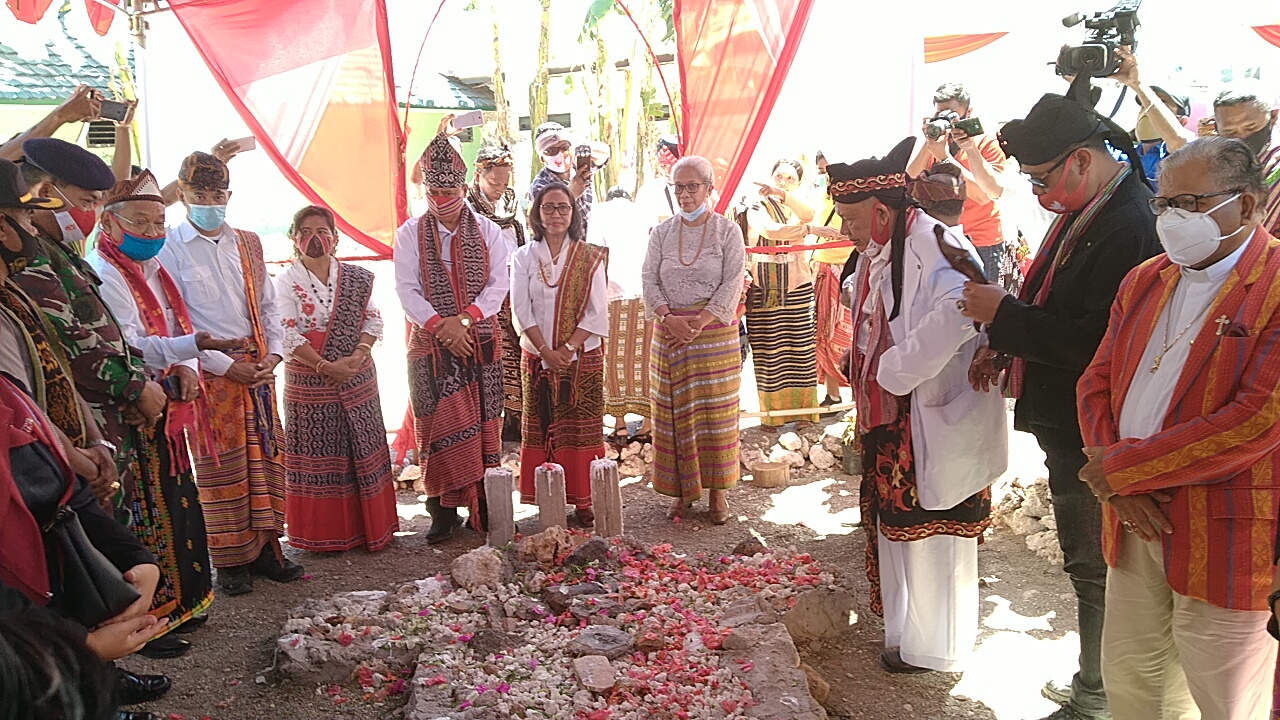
[130,421,1081,720]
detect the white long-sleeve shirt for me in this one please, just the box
[157,220,285,375]
[510,240,609,359]
[1117,233,1251,440]
[86,250,200,373]
[393,213,511,327]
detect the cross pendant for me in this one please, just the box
[1150,356,1161,374]
[1215,316,1231,336]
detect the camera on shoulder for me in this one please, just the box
[1055,0,1141,79]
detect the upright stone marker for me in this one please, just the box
[589,458,624,537]
[484,467,516,546]
[535,463,568,531]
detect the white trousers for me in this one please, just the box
[878,529,978,672]
[1102,534,1276,720]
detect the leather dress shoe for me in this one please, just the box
[878,649,932,674]
[117,711,161,720]
[138,634,191,659]
[116,667,172,705]
[172,614,208,633]
[251,547,306,583]
[218,565,254,595]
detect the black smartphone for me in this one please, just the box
[99,99,130,122]
[161,375,181,400]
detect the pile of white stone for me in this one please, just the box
[603,442,655,479]
[991,476,1062,565]
[275,530,843,719]
[740,423,850,476]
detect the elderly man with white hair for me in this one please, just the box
[641,155,746,524]
[1077,136,1280,720]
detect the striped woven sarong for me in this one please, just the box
[745,282,818,426]
[650,310,741,502]
[498,297,523,415]
[603,297,653,418]
[518,347,605,508]
[813,264,851,386]
[193,371,286,568]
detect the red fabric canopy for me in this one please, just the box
[924,32,1007,63]
[5,0,53,23]
[168,0,406,258]
[675,0,815,213]
[84,0,119,36]
[1254,25,1280,50]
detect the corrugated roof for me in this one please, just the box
[0,12,118,103]
[399,73,496,111]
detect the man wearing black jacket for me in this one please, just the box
[959,93,1162,720]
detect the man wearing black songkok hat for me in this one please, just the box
[959,90,1161,720]
[829,137,1007,676]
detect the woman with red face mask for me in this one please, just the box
[273,205,398,553]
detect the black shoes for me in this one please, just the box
[172,614,208,634]
[116,667,172,705]
[250,546,306,583]
[117,712,161,720]
[138,634,191,659]
[425,496,461,544]
[878,649,932,674]
[218,565,254,595]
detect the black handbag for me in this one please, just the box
[45,505,140,629]
[12,440,140,629]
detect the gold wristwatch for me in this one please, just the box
[564,341,579,353]
[458,314,473,329]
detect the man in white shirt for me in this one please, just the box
[157,152,302,596]
[395,132,510,544]
[87,169,245,652]
[1077,136,1280,720]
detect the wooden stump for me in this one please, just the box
[750,461,790,488]
[484,467,516,546]
[589,458,624,537]
[535,463,568,531]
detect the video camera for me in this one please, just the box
[1055,0,1141,79]
[924,110,984,141]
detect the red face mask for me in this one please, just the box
[427,195,465,221]
[1037,154,1090,215]
[66,206,99,237]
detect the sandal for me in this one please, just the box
[605,429,630,447]
[630,431,652,445]
[667,498,693,520]
[708,491,730,525]
[574,507,595,527]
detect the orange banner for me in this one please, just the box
[1254,25,1280,50]
[924,32,1007,63]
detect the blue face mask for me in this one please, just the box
[678,204,708,222]
[188,204,227,232]
[118,232,166,261]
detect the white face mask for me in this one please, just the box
[678,204,707,222]
[541,152,569,174]
[1155,193,1245,267]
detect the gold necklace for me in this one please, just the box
[538,240,569,288]
[677,219,710,267]
[1150,290,1213,373]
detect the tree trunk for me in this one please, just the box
[528,0,552,183]
[489,1,512,145]
[633,51,656,198]
[595,32,616,192]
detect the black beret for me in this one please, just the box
[21,137,116,191]
[998,93,1107,166]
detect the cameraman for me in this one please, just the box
[907,83,1008,282]
[1107,48,1195,187]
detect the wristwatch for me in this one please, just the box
[564,341,579,353]
[458,314,473,329]
[85,439,117,454]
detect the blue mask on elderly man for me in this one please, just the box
[118,231,166,261]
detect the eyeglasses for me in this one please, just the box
[114,215,166,235]
[540,203,574,216]
[297,228,334,239]
[1020,146,1082,189]
[1148,190,1241,215]
[673,182,706,195]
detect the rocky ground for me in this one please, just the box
[129,416,1081,720]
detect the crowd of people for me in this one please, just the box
[1,45,1280,719]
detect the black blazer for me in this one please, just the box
[987,170,1161,446]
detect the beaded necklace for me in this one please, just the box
[677,218,710,267]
